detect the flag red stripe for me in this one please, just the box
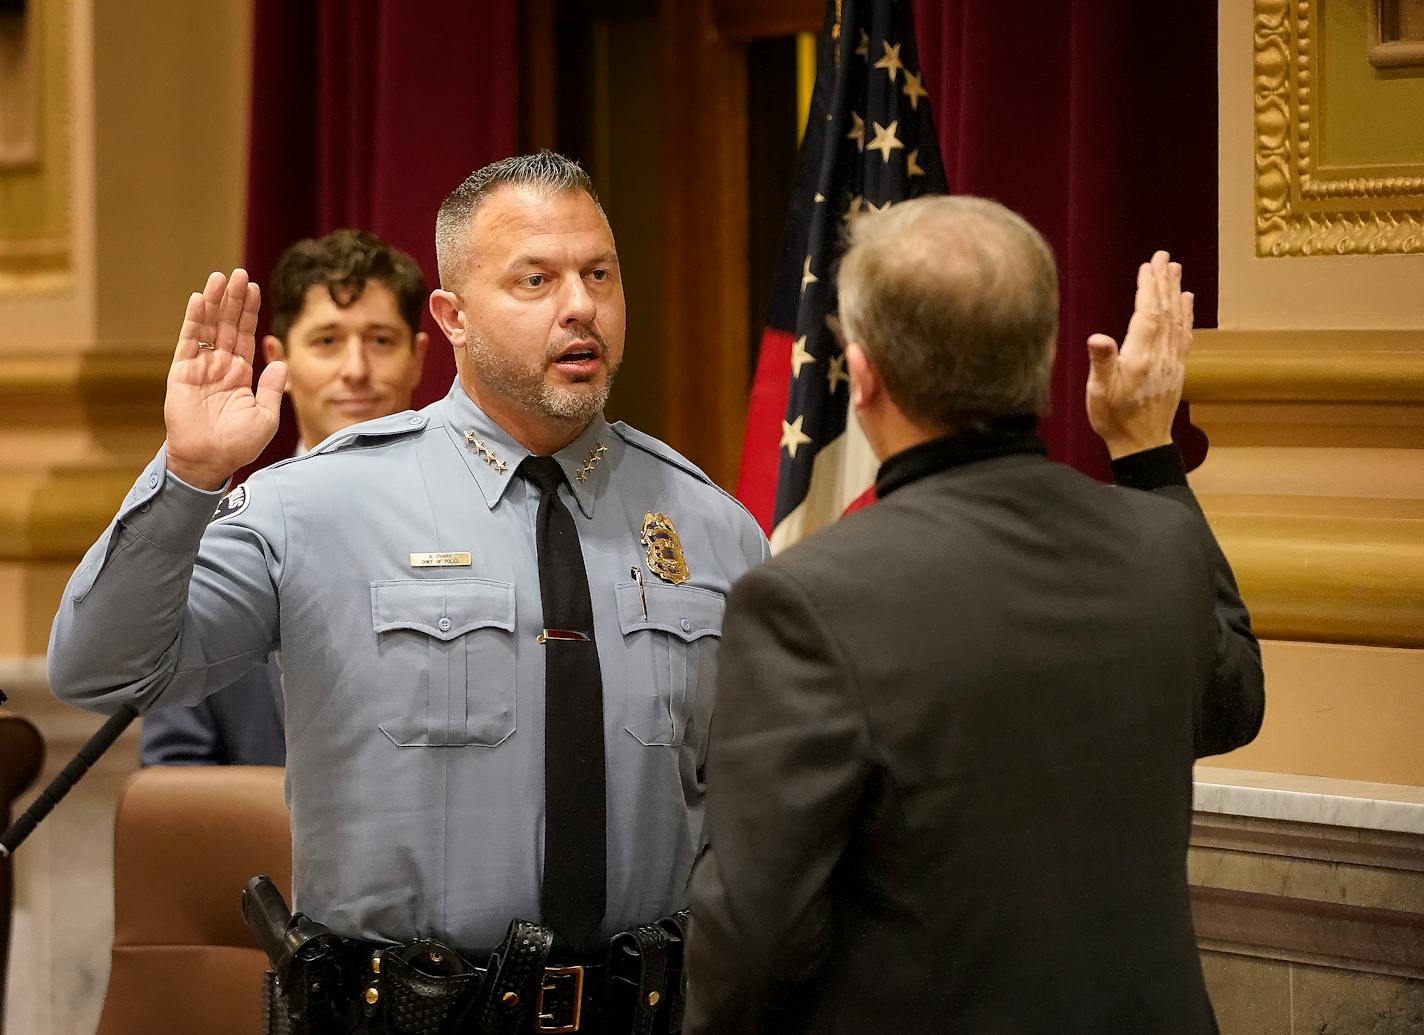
[736,327,794,535]
[842,484,877,516]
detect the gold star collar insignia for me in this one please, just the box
[576,440,609,483]
[463,431,508,474]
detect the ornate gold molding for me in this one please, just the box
[1187,329,1424,402]
[0,349,167,562]
[1255,0,1424,256]
[0,0,72,294]
[1202,508,1424,650]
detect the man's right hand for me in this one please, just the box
[164,269,288,491]
[1084,250,1194,461]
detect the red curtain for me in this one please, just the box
[910,0,1215,478]
[242,1,518,470]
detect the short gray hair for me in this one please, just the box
[435,151,604,291]
[837,195,1059,428]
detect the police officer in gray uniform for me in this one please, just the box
[48,152,767,1034]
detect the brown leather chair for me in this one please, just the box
[96,765,291,1035]
[0,713,45,1028]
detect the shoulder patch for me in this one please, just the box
[210,483,252,523]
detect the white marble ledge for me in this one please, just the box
[1194,766,1424,837]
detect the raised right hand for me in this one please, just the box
[164,269,288,490]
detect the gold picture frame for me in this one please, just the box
[1255,0,1424,256]
[1369,0,1424,69]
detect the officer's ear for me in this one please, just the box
[429,290,466,348]
[262,335,287,365]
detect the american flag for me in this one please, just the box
[737,0,948,552]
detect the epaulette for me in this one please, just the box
[266,412,430,472]
[609,421,753,516]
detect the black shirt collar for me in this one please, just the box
[874,415,1048,498]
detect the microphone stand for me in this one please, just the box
[0,704,139,859]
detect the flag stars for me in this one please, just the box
[790,335,815,377]
[847,111,866,151]
[827,353,850,393]
[780,415,813,458]
[907,148,926,178]
[801,255,819,294]
[874,40,905,82]
[855,29,870,58]
[842,195,864,225]
[865,199,892,215]
[867,120,905,163]
[902,69,929,110]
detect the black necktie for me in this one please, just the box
[518,456,607,949]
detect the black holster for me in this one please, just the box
[607,910,689,1035]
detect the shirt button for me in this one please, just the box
[148,473,159,487]
[408,416,422,425]
[680,618,692,633]
[139,502,152,514]
[437,616,452,632]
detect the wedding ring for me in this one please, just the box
[196,340,216,350]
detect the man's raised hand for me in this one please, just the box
[1084,250,1194,460]
[164,269,288,491]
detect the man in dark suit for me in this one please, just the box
[685,196,1264,1034]
[140,229,427,765]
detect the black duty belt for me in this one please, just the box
[258,911,690,1035]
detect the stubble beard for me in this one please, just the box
[466,329,621,428]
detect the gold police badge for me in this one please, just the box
[641,512,690,584]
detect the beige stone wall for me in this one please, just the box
[1190,3,1424,1030]
[0,2,252,1031]
[1197,0,1424,786]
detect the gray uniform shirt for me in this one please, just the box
[49,379,768,948]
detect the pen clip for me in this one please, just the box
[630,566,648,620]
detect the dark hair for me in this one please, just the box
[435,151,603,290]
[267,229,426,342]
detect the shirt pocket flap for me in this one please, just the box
[616,581,725,642]
[370,579,516,641]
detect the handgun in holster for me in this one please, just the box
[242,874,346,1033]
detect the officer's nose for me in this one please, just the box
[558,277,597,330]
[339,337,370,383]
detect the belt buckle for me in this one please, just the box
[535,965,584,1033]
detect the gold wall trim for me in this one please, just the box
[1204,509,1424,649]
[0,0,73,293]
[0,468,140,561]
[1187,329,1424,402]
[1255,0,1424,256]
[0,349,167,422]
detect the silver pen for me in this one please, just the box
[630,566,648,620]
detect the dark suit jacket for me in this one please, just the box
[686,430,1263,1035]
[139,657,286,766]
